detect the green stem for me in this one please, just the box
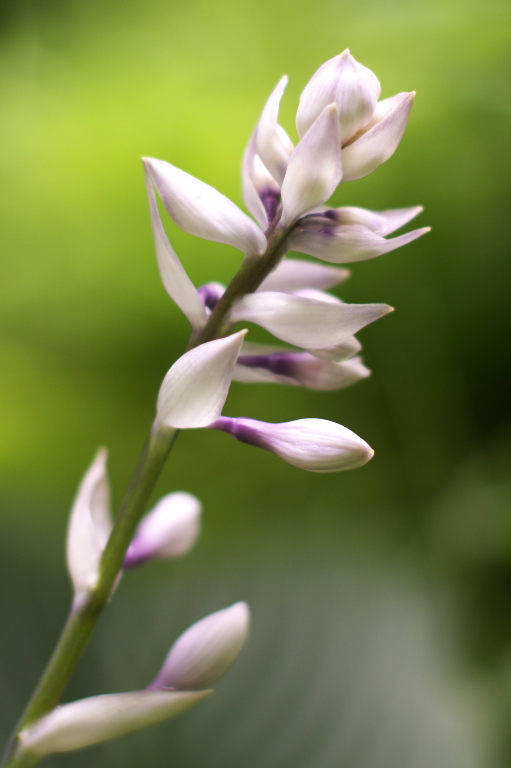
[2,213,293,768]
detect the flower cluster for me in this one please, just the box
[15,50,427,762]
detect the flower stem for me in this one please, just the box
[2,214,293,768]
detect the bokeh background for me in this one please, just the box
[1,0,510,765]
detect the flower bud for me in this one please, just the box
[156,330,247,430]
[211,417,374,472]
[124,492,202,568]
[151,603,250,690]
[242,130,281,227]
[235,351,370,390]
[317,205,423,236]
[66,449,112,598]
[197,282,226,312]
[144,157,267,256]
[296,49,381,144]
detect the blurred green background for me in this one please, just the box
[1,0,511,765]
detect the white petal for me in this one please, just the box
[259,258,350,292]
[153,603,250,690]
[341,92,415,181]
[66,450,111,596]
[235,352,370,390]
[296,50,381,144]
[20,690,209,756]
[308,335,362,361]
[145,158,267,256]
[289,224,430,263]
[144,166,208,329]
[231,292,392,348]
[281,104,342,226]
[156,331,247,429]
[256,76,294,185]
[378,206,424,235]
[124,492,202,567]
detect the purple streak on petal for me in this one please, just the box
[260,188,281,223]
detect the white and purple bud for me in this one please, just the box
[230,291,392,349]
[280,103,342,226]
[289,216,430,264]
[211,417,374,472]
[296,49,381,145]
[144,158,267,257]
[235,350,370,390]
[258,258,350,293]
[242,130,281,228]
[19,690,209,758]
[66,449,112,599]
[150,602,250,691]
[144,164,208,330]
[156,330,247,430]
[313,205,424,236]
[124,492,202,569]
[255,76,294,185]
[341,92,416,181]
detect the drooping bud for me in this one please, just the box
[156,331,247,430]
[124,492,202,568]
[255,76,294,185]
[211,417,374,472]
[296,49,381,144]
[341,92,415,181]
[258,258,350,293]
[281,103,342,226]
[144,164,208,330]
[230,291,392,349]
[19,690,209,758]
[235,351,370,390]
[66,449,112,599]
[289,219,430,264]
[144,158,267,256]
[151,603,250,691]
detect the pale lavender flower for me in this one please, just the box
[211,417,374,472]
[124,492,202,568]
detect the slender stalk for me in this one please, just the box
[2,213,293,768]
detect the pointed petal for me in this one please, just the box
[144,166,208,329]
[212,417,374,472]
[378,206,424,235]
[256,76,294,185]
[152,603,250,690]
[156,331,247,429]
[242,130,280,227]
[124,492,202,568]
[66,449,111,597]
[281,104,342,226]
[231,291,392,348]
[145,158,267,256]
[20,690,209,757]
[297,50,381,144]
[259,258,350,292]
[289,223,430,263]
[341,92,415,181]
